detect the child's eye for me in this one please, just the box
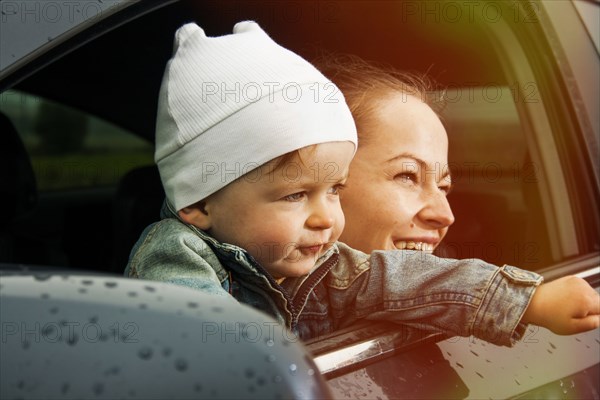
[283,192,306,202]
[328,184,345,195]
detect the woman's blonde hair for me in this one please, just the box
[316,54,444,143]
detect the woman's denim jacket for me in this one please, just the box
[125,203,543,346]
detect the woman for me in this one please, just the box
[319,55,454,254]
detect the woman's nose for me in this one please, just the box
[419,191,455,229]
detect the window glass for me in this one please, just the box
[438,85,552,270]
[0,89,153,191]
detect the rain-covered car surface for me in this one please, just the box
[0,271,328,399]
[1,0,599,399]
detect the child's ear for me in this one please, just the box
[178,201,211,230]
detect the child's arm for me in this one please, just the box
[521,276,600,334]
[333,243,598,346]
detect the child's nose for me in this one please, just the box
[306,200,335,230]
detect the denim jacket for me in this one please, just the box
[125,203,543,346]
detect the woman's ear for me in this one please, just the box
[178,201,211,230]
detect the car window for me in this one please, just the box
[0,89,153,191]
[436,85,553,270]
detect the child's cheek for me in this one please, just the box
[333,207,346,242]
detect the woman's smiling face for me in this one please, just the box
[339,93,455,253]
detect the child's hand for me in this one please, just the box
[521,276,600,335]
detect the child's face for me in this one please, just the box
[184,141,354,279]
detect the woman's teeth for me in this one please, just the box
[394,241,434,252]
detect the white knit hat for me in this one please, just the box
[155,21,357,211]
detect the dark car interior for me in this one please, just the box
[0,0,558,274]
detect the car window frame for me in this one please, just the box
[474,0,600,261]
[0,0,176,92]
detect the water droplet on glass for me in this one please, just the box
[82,280,93,286]
[307,369,314,376]
[187,302,198,309]
[273,375,282,383]
[549,342,556,350]
[175,358,188,372]
[49,307,59,314]
[104,366,120,376]
[42,325,55,336]
[476,372,484,378]
[456,362,464,369]
[66,334,79,346]
[162,347,172,357]
[211,306,224,313]
[92,382,104,395]
[41,293,50,299]
[289,364,297,374]
[470,350,479,357]
[194,383,202,392]
[78,288,87,294]
[266,338,274,347]
[61,382,70,394]
[128,292,137,297]
[245,368,255,379]
[105,282,117,288]
[138,347,153,360]
[266,354,276,363]
[33,274,51,281]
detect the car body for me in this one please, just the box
[1,1,598,399]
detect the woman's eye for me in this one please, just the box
[439,184,453,196]
[395,173,417,184]
[283,192,306,202]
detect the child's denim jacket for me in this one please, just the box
[125,203,543,346]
